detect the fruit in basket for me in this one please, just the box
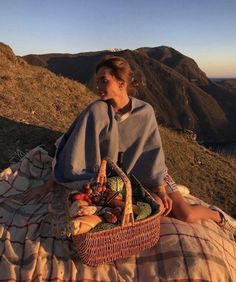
[96,206,113,216]
[106,191,122,204]
[104,211,118,224]
[96,185,103,193]
[136,202,152,220]
[84,188,93,195]
[112,206,123,221]
[91,194,102,204]
[71,193,92,204]
[68,214,102,235]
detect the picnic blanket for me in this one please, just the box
[0,146,235,282]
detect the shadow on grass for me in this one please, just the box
[0,116,62,170]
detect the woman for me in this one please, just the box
[23,56,235,234]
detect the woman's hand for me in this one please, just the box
[157,190,172,216]
[149,186,172,216]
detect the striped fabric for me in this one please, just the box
[0,147,235,282]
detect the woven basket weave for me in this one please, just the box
[72,157,161,266]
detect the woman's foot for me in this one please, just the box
[210,205,236,238]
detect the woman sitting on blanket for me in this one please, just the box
[21,55,235,234]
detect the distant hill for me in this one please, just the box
[23,46,236,143]
[136,46,209,86]
[212,78,236,93]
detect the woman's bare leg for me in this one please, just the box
[169,191,221,223]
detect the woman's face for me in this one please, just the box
[96,67,125,100]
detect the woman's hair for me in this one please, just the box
[95,56,138,91]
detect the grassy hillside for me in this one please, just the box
[161,127,236,216]
[0,42,95,171]
[0,42,97,131]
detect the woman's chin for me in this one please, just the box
[100,95,109,100]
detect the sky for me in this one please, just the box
[0,0,236,78]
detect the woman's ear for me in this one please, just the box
[119,81,125,89]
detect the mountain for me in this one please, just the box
[212,78,236,93]
[23,46,236,143]
[136,46,209,86]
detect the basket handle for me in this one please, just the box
[97,157,134,227]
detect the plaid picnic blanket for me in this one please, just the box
[0,147,235,282]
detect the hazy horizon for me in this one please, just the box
[0,0,235,78]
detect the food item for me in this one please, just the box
[71,193,92,203]
[107,176,125,199]
[77,205,97,216]
[77,200,89,206]
[112,206,123,221]
[106,191,122,204]
[67,173,153,236]
[67,215,102,235]
[69,201,97,217]
[69,200,87,217]
[84,187,93,195]
[96,185,103,193]
[136,202,152,220]
[104,211,118,224]
[109,199,139,215]
[90,223,117,232]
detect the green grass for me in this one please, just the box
[161,127,236,216]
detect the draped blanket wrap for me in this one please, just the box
[53,97,167,190]
[0,147,235,281]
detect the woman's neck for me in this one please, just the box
[110,95,131,114]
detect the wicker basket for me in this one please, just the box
[72,157,161,266]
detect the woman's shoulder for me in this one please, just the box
[79,99,112,121]
[86,99,109,113]
[131,97,155,116]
